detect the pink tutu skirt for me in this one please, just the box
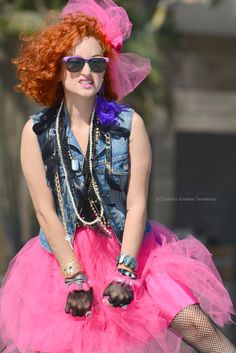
[0,220,235,353]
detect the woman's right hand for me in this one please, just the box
[65,287,93,317]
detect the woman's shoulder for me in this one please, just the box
[109,99,142,120]
[116,105,134,131]
[29,104,59,135]
[29,106,50,123]
[116,102,145,134]
[21,106,49,138]
[99,98,146,135]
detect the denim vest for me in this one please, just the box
[31,101,151,253]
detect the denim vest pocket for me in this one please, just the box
[110,155,130,192]
[111,155,130,175]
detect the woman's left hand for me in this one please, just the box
[102,281,134,308]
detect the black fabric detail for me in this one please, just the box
[100,124,130,138]
[45,155,60,189]
[41,136,55,161]
[32,103,59,135]
[59,119,84,215]
[105,173,122,191]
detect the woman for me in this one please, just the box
[0,1,235,352]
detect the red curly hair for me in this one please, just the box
[13,13,118,106]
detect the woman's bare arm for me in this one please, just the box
[117,111,152,270]
[20,118,82,274]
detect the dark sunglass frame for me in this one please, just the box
[62,55,110,73]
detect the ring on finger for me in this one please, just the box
[85,310,92,317]
[120,304,128,309]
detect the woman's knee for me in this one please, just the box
[170,304,215,339]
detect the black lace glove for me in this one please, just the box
[102,281,134,308]
[65,288,93,317]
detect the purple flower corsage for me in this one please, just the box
[95,96,128,127]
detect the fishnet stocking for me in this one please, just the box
[170,304,236,353]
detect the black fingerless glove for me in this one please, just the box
[102,281,134,307]
[65,288,93,317]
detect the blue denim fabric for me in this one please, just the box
[31,102,151,253]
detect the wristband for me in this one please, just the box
[117,268,137,279]
[65,282,91,293]
[64,273,91,292]
[112,269,137,289]
[117,253,138,271]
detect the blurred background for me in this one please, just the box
[0,0,236,348]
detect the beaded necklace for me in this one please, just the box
[55,100,112,249]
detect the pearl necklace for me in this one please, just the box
[55,100,112,244]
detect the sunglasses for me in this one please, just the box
[62,55,109,73]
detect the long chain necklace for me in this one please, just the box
[55,100,112,248]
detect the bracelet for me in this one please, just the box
[60,259,84,278]
[64,273,90,291]
[65,273,88,286]
[117,268,137,280]
[112,268,137,289]
[117,253,138,271]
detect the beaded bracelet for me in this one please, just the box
[117,253,138,271]
[117,268,137,280]
[111,268,137,289]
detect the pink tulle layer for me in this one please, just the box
[0,220,235,353]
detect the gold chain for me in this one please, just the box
[54,172,73,249]
[105,132,111,174]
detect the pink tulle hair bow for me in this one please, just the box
[60,0,151,99]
